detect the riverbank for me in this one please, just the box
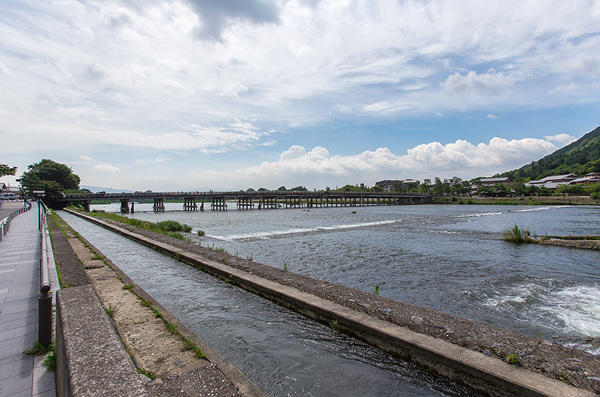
[66,209,600,395]
[433,196,600,206]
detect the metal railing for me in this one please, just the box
[38,201,53,346]
[0,202,32,241]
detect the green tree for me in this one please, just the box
[290,185,308,191]
[21,159,80,199]
[0,164,17,177]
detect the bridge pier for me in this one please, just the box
[183,197,197,211]
[153,198,165,212]
[84,200,91,212]
[237,198,253,210]
[261,197,278,209]
[211,197,227,211]
[120,199,130,214]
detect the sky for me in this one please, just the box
[1,0,599,191]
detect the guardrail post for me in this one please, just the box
[38,290,53,346]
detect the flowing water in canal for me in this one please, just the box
[60,210,477,396]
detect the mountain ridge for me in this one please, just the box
[500,126,600,180]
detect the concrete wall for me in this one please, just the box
[55,285,149,397]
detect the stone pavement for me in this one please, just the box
[0,201,56,397]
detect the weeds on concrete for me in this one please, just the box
[25,341,56,372]
[373,285,380,296]
[105,303,119,318]
[330,320,340,332]
[43,344,56,372]
[506,353,519,365]
[24,341,53,355]
[137,368,156,380]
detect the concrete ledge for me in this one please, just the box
[67,210,596,397]
[55,285,149,397]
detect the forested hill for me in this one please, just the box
[501,126,600,181]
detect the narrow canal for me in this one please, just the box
[59,211,478,396]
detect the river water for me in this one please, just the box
[61,203,599,394]
[90,203,600,341]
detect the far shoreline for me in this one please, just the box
[433,195,600,206]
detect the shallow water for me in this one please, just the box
[61,211,478,396]
[92,202,600,342]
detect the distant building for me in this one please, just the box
[375,180,399,192]
[525,173,578,189]
[568,173,600,186]
[479,177,511,187]
[375,179,419,192]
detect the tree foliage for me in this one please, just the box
[0,164,17,177]
[21,159,80,199]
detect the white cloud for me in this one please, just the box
[441,70,516,96]
[93,163,121,172]
[487,114,498,119]
[544,133,577,145]
[184,136,559,189]
[1,0,598,191]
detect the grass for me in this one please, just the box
[506,353,519,365]
[24,341,53,355]
[105,303,119,318]
[25,342,56,372]
[501,225,536,243]
[330,320,340,332]
[81,211,193,242]
[43,344,56,372]
[373,285,380,295]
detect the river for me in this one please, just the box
[60,203,599,394]
[90,203,600,341]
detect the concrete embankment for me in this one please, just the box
[64,209,598,397]
[50,212,265,397]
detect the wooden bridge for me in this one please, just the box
[56,191,431,213]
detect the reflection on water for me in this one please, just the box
[61,211,477,397]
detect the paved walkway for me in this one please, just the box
[0,201,56,397]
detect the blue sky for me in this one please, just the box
[1,0,599,191]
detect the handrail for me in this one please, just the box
[39,201,51,294]
[38,200,53,346]
[0,202,32,241]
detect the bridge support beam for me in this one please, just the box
[84,200,91,212]
[153,198,165,212]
